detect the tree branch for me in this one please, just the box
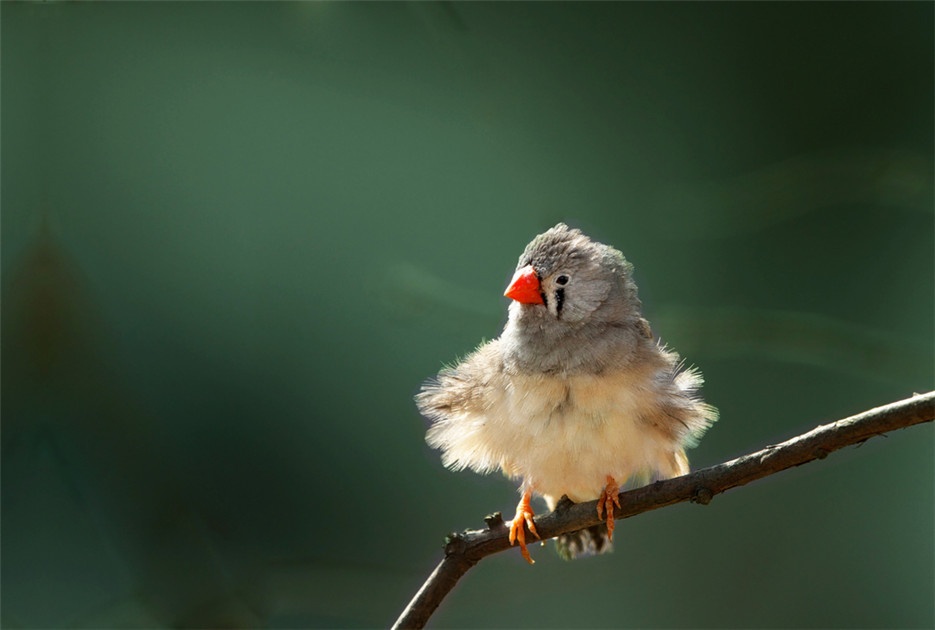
[392,391,935,629]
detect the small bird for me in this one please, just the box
[417,224,717,562]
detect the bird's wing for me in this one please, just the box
[418,339,509,475]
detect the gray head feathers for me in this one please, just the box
[517,223,633,282]
[502,223,647,375]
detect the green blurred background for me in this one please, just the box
[2,2,932,628]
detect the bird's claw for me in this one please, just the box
[509,492,540,564]
[596,475,621,541]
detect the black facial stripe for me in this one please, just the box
[531,266,547,308]
[555,287,565,318]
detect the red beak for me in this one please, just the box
[504,265,544,304]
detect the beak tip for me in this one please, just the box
[504,265,544,305]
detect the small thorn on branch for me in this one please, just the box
[443,532,467,555]
[692,487,714,505]
[484,512,504,529]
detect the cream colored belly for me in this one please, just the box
[490,371,680,503]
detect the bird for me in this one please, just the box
[417,223,717,563]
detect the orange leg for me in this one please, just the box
[508,490,540,564]
[596,475,621,541]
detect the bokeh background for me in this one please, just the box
[2,2,933,628]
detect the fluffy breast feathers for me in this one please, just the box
[418,337,716,506]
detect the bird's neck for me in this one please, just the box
[500,316,644,376]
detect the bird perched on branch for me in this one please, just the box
[417,224,717,563]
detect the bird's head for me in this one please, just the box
[500,224,645,374]
[504,223,640,326]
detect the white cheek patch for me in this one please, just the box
[558,277,611,323]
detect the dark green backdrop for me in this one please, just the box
[2,2,932,628]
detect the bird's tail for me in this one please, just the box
[554,523,613,560]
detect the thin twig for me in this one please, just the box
[392,391,935,629]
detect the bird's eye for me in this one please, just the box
[555,274,570,286]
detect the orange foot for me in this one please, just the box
[508,490,540,564]
[596,475,621,541]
